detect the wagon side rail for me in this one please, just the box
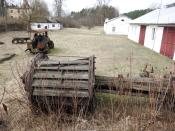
[95,75,173,97]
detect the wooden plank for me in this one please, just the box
[35,65,89,71]
[33,88,89,97]
[131,85,168,92]
[88,56,95,97]
[95,75,170,93]
[35,66,59,71]
[33,72,89,80]
[95,76,166,86]
[59,65,89,71]
[0,53,16,63]
[40,60,89,66]
[32,79,89,89]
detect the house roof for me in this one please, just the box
[105,15,132,23]
[131,6,175,25]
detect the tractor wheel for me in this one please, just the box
[48,41,54,49]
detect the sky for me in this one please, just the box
[12,0,175,14]
[44,0,175,14]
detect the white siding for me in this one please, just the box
[31,23,61,30]
[104,16,131,35]
[144,26,164,53]
[128,24,140,43]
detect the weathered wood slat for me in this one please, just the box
[0,53,16,63]
[35,65,89,71]
[35,66,59,71]
[95,76,168,86]
[95,75,170,93]
[33,89,89,97]
[59,65,89,71]
[40,60,89,66]
[33,72,89,80]
[32,79,89,89]
[131,85,168,92]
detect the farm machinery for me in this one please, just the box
[12,30,54,54]
[12,37,31,44]
[25,30,54,54]
[21,53,175,112]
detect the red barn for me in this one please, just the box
[128,6,175,60]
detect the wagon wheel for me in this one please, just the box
[48,41,54,49]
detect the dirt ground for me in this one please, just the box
[0,27,174,130]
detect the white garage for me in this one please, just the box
[104,15,132,35]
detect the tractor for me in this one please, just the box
[25,30,54,54]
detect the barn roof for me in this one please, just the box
[131,6,175,25]
[105,15,132,23]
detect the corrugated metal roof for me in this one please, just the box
[131,7,175,25]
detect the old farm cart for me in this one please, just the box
[22,53,175,112]
[22,53,96,111]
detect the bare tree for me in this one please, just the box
[0,0,6,16]
[96,0,111,6]
[54,0,64,17]
[31,0,50,17]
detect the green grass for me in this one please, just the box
[96,93,149,105]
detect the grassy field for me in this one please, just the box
[0,27,175,130]
[51,27,173,76]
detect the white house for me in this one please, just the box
[104,15,132,35]
[128,6,175,60]
[30,23,61,31]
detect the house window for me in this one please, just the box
[18,9,20,13]
[52,24,55,27]
[112,27,116,32]
[10,10,13,13]
[152,28,156,40]
[37,24,41,28]
[11,16,13,18]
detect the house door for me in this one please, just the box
[139,25,146,45]
[160,27,175,59]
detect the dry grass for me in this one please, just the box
[0,27,175,130]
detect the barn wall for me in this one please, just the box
[128,24,140,42]
[144,25,164,53]
[104,17,131,35]
[104,22,107,33]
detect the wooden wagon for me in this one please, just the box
[21,53,175,112]
[22,54,96,112]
